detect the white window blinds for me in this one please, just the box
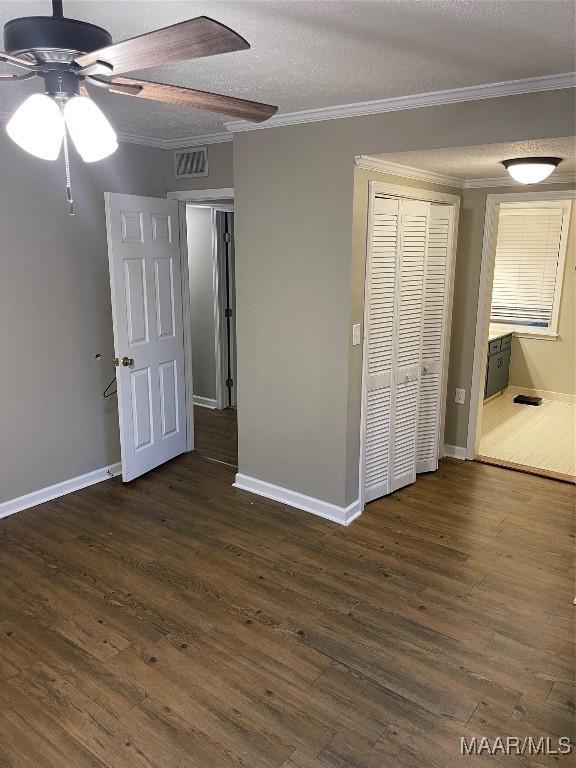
[490,203,571,329]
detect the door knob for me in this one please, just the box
[121,356,134,367]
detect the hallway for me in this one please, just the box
[193,406,238,467]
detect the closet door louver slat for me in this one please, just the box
[417,204,452,473]
[363,197,399,502]
[390,199,428,493]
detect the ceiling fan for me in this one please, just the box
[1,0,277,212]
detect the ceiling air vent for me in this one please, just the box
[173,147,208,179]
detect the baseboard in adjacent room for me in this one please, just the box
[233,473,362,526]
[193,396,218,409]
[443,444,467,460]
[0,462,122,521]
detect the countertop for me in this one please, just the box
[488,326,513,342]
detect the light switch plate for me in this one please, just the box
[352,323,361,346]
[455,387,466,405]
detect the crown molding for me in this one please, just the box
[0,109,232,150]
[355,156,576,190]
[225,72,576,133]
[464,173,576,188]
[116,130,232,150]
[355,156,464,188]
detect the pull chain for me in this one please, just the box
[56,87,75,215]
[62,130,74,215]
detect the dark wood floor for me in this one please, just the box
[0,418,573,766]
[193,405,238,467]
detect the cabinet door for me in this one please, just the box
[485,349,510,398]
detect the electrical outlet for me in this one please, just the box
[455,387,466,405]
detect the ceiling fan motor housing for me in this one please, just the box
[4,15,111,63]
[4,15,112,95]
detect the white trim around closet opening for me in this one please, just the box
[168,188,234,202]
[466,189,576,461]
[358,181,460,512]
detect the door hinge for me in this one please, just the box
[223,232,231,243]
[224,308,233,318]
[225,377,234,388]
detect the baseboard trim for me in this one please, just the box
[443,444,467,460]
[505,386,575,404]
[0,462,122,521]
[233,473,362,526]
[193,396,217,409]
[475,454,574,484]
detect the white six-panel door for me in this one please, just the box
[362,195,456,504]
[105,193,188,482]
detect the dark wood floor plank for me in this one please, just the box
[0,409,573,766]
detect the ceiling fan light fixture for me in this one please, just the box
[502,157,562,184]
[63,96,118,162]
[6,93,64,160]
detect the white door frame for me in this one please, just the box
[466,189,576,460]
[172,189,235,413]
[175,201,195,451]
[168,188,234,205]
[209,206,236,409]
[359,181,460,510]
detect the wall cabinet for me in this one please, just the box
[484,334,511,399]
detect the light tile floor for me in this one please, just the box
[479,390,575,479]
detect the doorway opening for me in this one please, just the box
[185,202,238,467]
[469,192,575,482]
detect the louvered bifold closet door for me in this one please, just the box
[363,198,399,502]
[417,204,452,473]
[389,199,428,493]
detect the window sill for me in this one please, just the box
[489,324,559,341]
[514,330,558,341]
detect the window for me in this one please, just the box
[490,200,572,337]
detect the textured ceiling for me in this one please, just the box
[0,0,574,141]
[374,137,576,180]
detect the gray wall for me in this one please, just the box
[0,135,167,505]
[186,205,217,402]
[166,141,234,192]
[233,89,576,509]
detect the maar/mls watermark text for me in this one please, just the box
[460,736,572,756]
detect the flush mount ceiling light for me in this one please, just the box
[502,157,563,185]
[1,1,277,214]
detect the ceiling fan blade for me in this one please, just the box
[105,76,278,123]
[0,71,37,81]
[74,16,249,75]
[0,51,37,70]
